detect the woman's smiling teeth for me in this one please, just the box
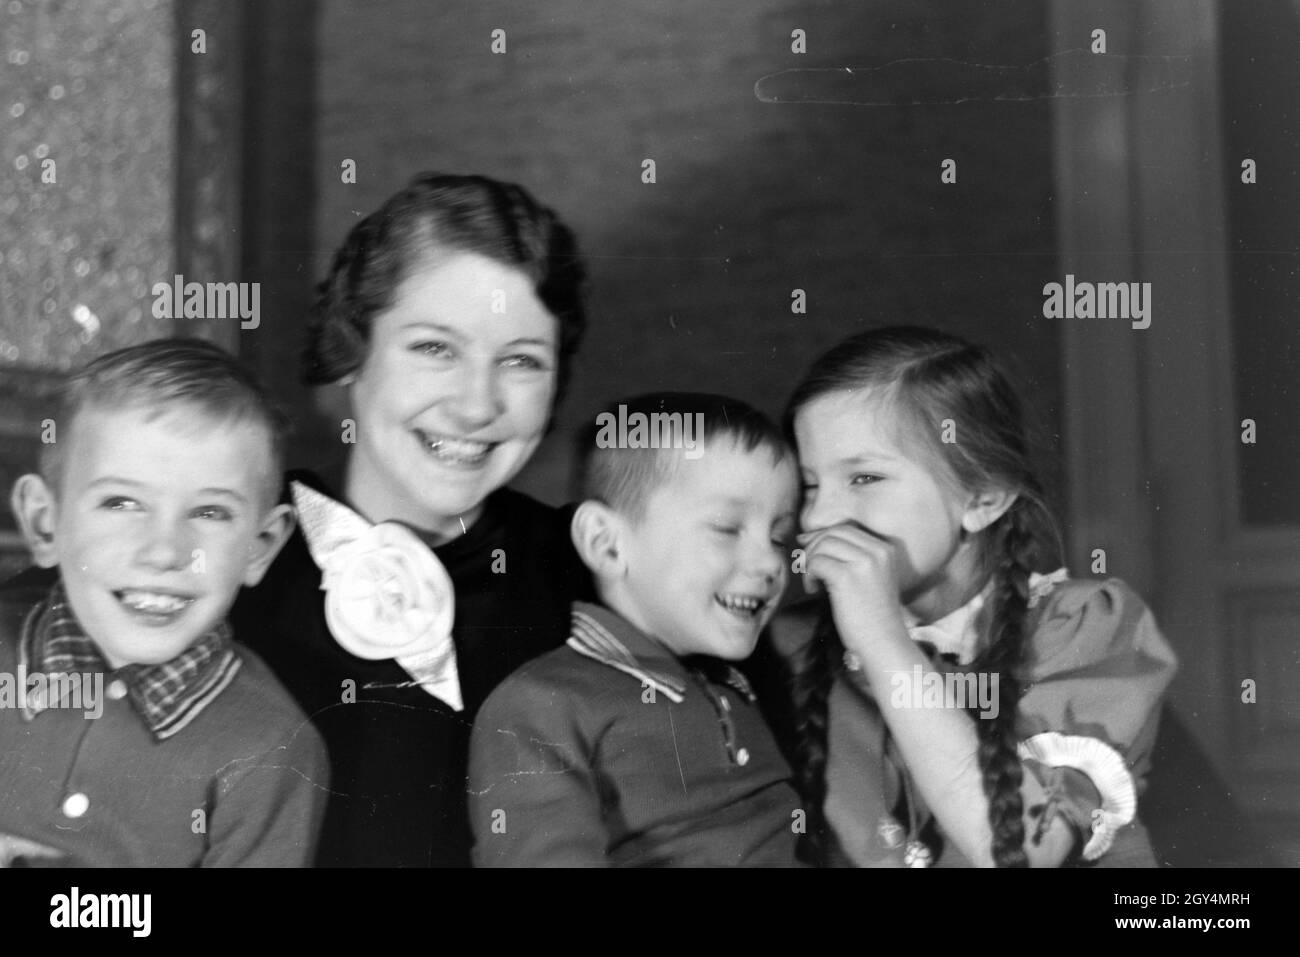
[115,589,195,615]
[416,428,495,466]
[715,593,767,618]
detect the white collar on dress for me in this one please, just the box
[902,568,1068,665]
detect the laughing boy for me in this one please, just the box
[469,394,803,866]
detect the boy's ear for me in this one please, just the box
[961,487,1018,535]
[570,500,626,579]
[242,503,296,587]
[11,473,60,568]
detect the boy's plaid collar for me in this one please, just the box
[566,601,755,705]
[19,580,241,740]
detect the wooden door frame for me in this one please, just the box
[1050,0,1300,791]
[1050,0,1230,772]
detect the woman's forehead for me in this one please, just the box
[392,251,535,303]
[376,252,557,343]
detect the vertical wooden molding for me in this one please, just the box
[1048,0,1154,600]
[1051,0,1238,773]
[1129,0,1233,768]
[175,0,245,354]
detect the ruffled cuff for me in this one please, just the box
[1018,731,1137,861]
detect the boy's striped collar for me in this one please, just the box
[19,580,240,740]
[566,602,756,704]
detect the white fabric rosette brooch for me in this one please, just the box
[291,481,462,711]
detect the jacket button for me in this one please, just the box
[62,793,90,819]
[736,748,750,766]
[106,679,128,701]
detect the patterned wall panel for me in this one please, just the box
[0,0,244,569]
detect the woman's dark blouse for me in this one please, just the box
[230,471,593,867]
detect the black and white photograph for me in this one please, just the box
[0,0,1294,933]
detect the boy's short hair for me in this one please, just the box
[40,338,289,504]
[575,392,792,522]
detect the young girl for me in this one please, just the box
[773,326,1177,867]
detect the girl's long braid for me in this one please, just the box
[792,609,842,865]
[795,504,1039,869]
[969,499,1040,867]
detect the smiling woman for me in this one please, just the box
[230,173,595,867]
[345,253,560,540]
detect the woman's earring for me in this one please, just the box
[338,373,357,387]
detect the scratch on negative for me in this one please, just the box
[753,50,1194,107]
[667,709,688,796]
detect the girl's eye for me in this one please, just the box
[850,474,883,487]
[500,354,549,371]
[710,524,740,536]
[411,340,452,359]
[99,496,141,511]
[192,505,233,522]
